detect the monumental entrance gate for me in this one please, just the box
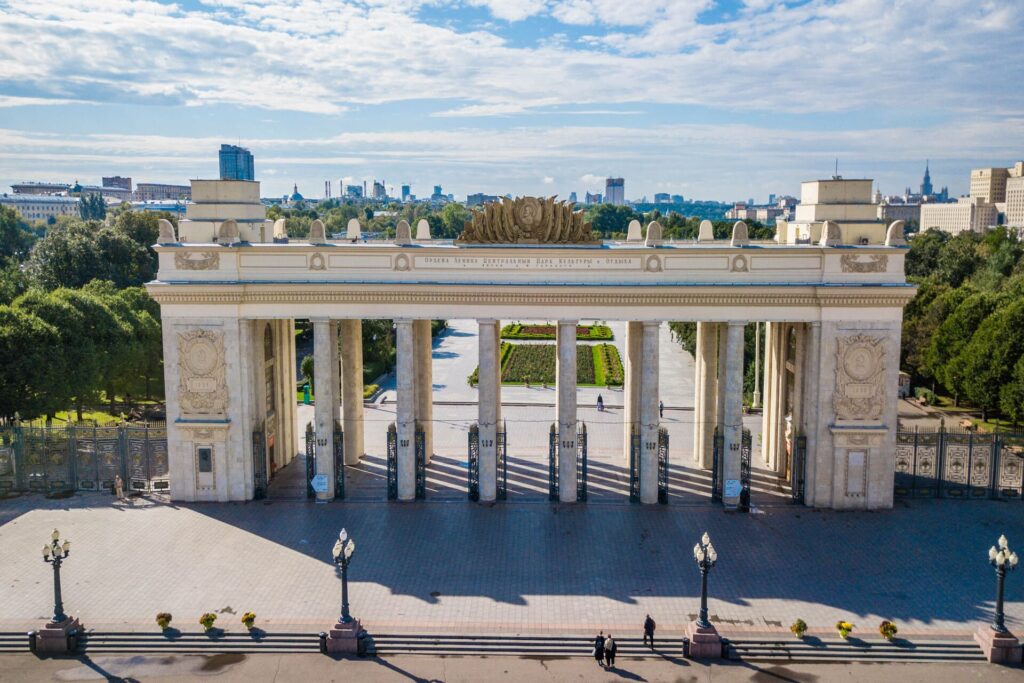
[147,182,914,510]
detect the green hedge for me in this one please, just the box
[468,342,622,387]
[500,323,613,341]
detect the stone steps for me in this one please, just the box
[0,631,987,662]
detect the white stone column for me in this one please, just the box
[721,321,745,510]
[477,319,499,501]
[340,319,364,465]
[284,318,298,466]
[716,323,727,432]
[312,319,339,500]
[414,319,433,464]
[771,324,790,474]
[761,322,776,466]
[395,319,416,501]
[789,324,806,480]
[639,321,661,504]
[623,321,643,463]
[494,320,502,432]
[694,322,718,468]
[556,319,578,502]
[802,322,821,507]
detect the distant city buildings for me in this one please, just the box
[401,184,411,201]
[219,144,255,181]
[0,194,80,221]
[466,193,499,206]
[605,177,625,206]
[135,182,191,201]
[725,195,796,224]
[372,181,387,200]
[568,191,577,203]
[102,176,132,192]
[431,185,445,201]
[11,181,70,195]
[585,192,602,205]
[920,160,1022,234]
[653,192,671,203]
[345,185,363,198]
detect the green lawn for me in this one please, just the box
[468,342,623,387]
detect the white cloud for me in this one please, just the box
[543,175,554,184]
[467,0,548,22]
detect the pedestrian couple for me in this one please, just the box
[593,631,617,668]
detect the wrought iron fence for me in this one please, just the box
[576,423,587,502]
[548,424,558,501]
[895,426,1024,500]
[467,424,480,501]
[791,435,807,505]
[711,427,723,503]
[657,427,669,505]
[0,422,168,495]
[497,422,507,501]
[628,426,641,504]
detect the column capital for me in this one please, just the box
[557,319,579,325]
[476,318,498,325]
[726,320,746,328]
[310,317,332,324]
[642,320,661,329]
[394,318,414,326]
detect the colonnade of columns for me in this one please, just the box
[311,318,367,500]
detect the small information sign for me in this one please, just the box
[724,479,741,498]
[311,474,329,493]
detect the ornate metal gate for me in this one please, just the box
[0,422,168,496]
[497,421,507,501]
[791,435,807,504]
[895,425,1024,500]
[305,422,316,500]
[710,427,723,502]
[576,423,588,502]
[467,424,480,501]
[386,423,397,500]
[629,426,641,503]
[252,427,267,500]
[739,428,752,511]
[415,426,426,500]
[333,423,345,501]
[548,423,558,501]
[657,427,669,504]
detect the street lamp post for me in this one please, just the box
[41,529,71,624]
[989,535,1019,634]
[693,532,718,630]
[332,528,356,624]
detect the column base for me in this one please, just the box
[325,618,366,654]
[685,621,722,659]
[34,616,81,655]
[975,625,1023,664]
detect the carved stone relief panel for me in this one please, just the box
[175,251,220,270]
[833,334,885,421]
[840,254,888,273]
[178,328,228,418]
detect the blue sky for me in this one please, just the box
[0,0,1021,202]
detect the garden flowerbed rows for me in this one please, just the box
[501,323,613,341]
[469,343,623,387]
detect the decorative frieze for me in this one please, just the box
[833,334,886,421]
[840,254,888,273]
[174,251,220,270]
[177,328,228,418]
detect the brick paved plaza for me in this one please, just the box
[0,492,1018,637]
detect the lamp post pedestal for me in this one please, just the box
[324,617,363,654]
[684,620,722,659]
[975,626,1022,665]
[33,616,81,655]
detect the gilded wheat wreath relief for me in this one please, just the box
[833,334,885,421]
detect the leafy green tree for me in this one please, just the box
[439,203,471,239]
[0,306,65,419]
[0,258,29,305]
[0,205,36,259]
[1000,356,1024,425]
[905,228,948,279]
[925,291,999,401]
[78,193,106,221]
[934,232,983,287]
[301,354,314,392]
[26,221,152,289]
[959,300,1024,420]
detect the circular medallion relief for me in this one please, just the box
[843,346,877,381]
[186,339,218,375]
[516,197,542,230]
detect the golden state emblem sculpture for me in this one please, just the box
[456,196,597,244]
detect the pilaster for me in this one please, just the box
[556,319,578,502]
[624,321,643,464]
[340,319,364,465]
[478,319,499,501]
[721,321,745,510]
[414,319,433,464]
[395,319,416,501]
[639,321,660,504]
[313,319,339,500]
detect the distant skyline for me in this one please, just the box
[1,1,1022,201]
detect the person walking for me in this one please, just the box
[593,631,605,666]
[604,633,617,668]
[643,614,656,650]
[597,394,604,412]
[659,400,664,418]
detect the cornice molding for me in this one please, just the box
[145,282,916,308]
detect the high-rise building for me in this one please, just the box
[1004,174,1024,228]
[920,162,933,196]
[605,178,624,206]
[971,166,1011,203]
[401,184,411,201]
[568,191,577,203]
[372,181,387,200]
[103,176,132,192]
[653,193,671,203]
[219,144,255,181]
[585,192,602,205]
[345,185,363,198]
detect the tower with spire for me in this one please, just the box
[920,161,933,197]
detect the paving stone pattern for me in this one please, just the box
[0,493,1018,637]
